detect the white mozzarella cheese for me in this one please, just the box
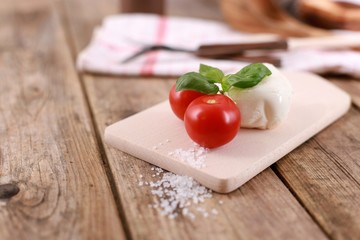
[227,64,293,129]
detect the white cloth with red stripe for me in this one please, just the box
[77,14,360,77]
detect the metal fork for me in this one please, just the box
[121,40,287,66]
[121,45,193,63]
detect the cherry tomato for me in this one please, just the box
[169,84,206,120]
[184,94,241,148]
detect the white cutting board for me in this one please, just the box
[104,71,351,193]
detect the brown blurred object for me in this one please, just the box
[299,0,360,30]
[121,0,165,15]
[220,0,329,37]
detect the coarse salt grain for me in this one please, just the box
[211,208,218,215]
[150,140,208,169]
[151,139,170,150]
[141,167,214,220]
[168,144,208,169]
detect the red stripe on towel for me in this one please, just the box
[140,17,167,76]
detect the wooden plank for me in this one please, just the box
[274,107,360,240]
[62,0,329,239]
[0,0,125,239]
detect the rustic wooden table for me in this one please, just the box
[1,0,359,239]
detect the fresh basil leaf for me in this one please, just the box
[176,72,219,94]
[227,63,272,89]
[199,64,224,83]
[221,75,232,92]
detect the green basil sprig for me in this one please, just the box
[224,63,272,89]
[176,72,219,94]
[175,63,272,94]
[199,64,224,83]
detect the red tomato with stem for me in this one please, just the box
[184,94,241,148]
[169,84,206,120]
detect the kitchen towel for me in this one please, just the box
[77,14,360,77]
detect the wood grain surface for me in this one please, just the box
[1,0,360,239]
[0,0,125,239]
[62,0,330,239]
[274,107,360,240]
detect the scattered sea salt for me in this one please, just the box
[140,167,217,220]
[151,139,170,151]
[142,141,218,219]
[211,208,218,215]
[168,144,208,169]
[151,139,209,169]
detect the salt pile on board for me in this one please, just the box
[140,167,220,220]
[168,144,208,169]
[152,139,208,169]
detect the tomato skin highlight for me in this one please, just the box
[184,95,241,148]
[169,84,206,120]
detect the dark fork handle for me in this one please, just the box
[196,39,288,58]
[214,54,282,67]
